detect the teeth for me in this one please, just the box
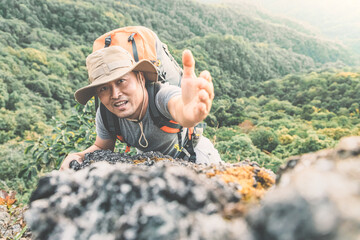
[114,101,126,107]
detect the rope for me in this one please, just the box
[126,72,149,148]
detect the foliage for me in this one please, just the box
[208,130,283,172]
[0,141,38,204]
[1,0,359,144]
[256,72,360,115]
[23,99,137,175]
[25,101,98,172]
[249,127,279,153]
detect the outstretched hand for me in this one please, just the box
[180,49,214,126]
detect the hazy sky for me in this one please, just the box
[199,0,360,22]
[286,0,360,14]
[196,0,360,52]
[254,0,360,22]
[252,0,360,42]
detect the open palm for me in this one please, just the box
[181,50,214,124]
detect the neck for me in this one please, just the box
[127,79,148,122]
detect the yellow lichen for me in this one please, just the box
[207,166,275,202]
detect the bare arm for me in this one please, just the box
[59,136,116,171]
[168,50,214,128]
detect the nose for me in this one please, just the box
[110,84,122,99]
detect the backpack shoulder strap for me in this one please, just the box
[146,82,182,133]
[99,102,120,136]
[99,103,132,153]
[146,82,196,161]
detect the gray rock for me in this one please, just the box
[26,137,360,239]
[26,159,252,240]
[247,137,360,240]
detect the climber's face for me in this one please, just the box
[96,72,148,120]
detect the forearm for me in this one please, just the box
[76,144,104,158]
[60,136,115,170]
[71,139,114,158]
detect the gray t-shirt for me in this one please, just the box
[96,84,185,157]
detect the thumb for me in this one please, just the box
[182,49,195,78]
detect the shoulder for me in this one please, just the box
[153,84,181,120]
[156,84,181,98]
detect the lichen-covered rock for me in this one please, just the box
[247,136,360,240]
[71,150,276,204]
[26,154,264,240]
[27,137,360,240]
[69,150,172,171]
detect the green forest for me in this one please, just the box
[1,0,360,205]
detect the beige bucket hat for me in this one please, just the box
[75,46,158,105]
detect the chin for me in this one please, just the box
[115,111,136,119]
[108,106,138,119]
[114,112,130,119]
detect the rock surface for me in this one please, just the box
[26,151,273,240]
[25,137,360,240]
[247,136,360,240]
[0,190,30,239]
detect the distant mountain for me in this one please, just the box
[254,0,360,54]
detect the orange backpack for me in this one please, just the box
[93,26,182,86]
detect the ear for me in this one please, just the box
[139,72,145,81]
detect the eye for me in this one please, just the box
[116,79,125,84]
[97,85,108,93]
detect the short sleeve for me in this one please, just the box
[155,84,181,120]
[95,107,116,140]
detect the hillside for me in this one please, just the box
[1,0,358,142]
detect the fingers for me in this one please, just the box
[198,89,212,110]
[199,70,212,82]
[60,154,83,171]
[182,49,196,78]
[196,102,207,116]
[199,70,214,100]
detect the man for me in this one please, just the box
[60,46,222,170]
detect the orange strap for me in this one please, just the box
[125,145,131,153]
[117,135,125,142]
[188,127,194,140]
[160,125,181,133]
[159,120,182,133]
[117,135,131,153]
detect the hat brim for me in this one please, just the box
[74,59,158,105]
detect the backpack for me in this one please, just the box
[93,26,182,86]
[93,26,197,161]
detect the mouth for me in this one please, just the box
[113,100,128,108]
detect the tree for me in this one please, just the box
[0,78,8,108]
[249,127,279,152]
